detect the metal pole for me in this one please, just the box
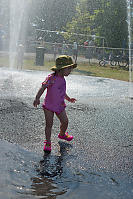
[127,0,133,98]
[102,38,105,57]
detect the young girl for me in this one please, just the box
[33,55,77,152]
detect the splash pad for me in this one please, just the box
[0,1,133,198]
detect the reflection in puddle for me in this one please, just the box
[0,139,78,199]
[0,140,73,199]
[31,142,73,198]
[31,176,66,198]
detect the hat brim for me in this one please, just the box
[51,63,77,71]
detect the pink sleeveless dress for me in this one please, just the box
[42,73,66,114]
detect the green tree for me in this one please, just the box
[64,0,93,43]
[29,0,77,31]
[93,0,128,48]
[65,0,128,48]
[28,0,77,42]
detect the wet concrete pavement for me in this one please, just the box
[0,67,133,199]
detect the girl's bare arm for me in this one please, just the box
[33,85,46,107]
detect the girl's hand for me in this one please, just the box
[69,98,77,103]
[33,99,40,107]
[65,94,77,103]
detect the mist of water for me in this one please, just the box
[7,0,133,98]
[9,0,29,68]
[127,0,133,98]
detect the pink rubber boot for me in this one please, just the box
[43,141,51,152]
[58,132,73,141]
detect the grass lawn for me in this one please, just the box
[0,55,129,82]
[74,63,129,82]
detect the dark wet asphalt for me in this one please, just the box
[0,67,133,199]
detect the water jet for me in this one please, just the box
[127,0,133,99]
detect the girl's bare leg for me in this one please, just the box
[44,109,54,142]
[56,110,68,136]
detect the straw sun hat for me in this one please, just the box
[51,55,77,71]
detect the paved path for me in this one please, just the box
[0,68,133,199]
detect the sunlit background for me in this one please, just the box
[0,0,132,96]
[0,1,133,199]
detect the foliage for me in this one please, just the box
[63,1,93,44]
[93,0,128,48]
[65,0,128,48]
[28,0,78,42]
[0,0,129,48]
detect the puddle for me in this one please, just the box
[0,140,133,199]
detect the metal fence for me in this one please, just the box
[0,40,131,69]
[25,40,130,64]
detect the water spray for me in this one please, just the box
[127,0,133,99]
